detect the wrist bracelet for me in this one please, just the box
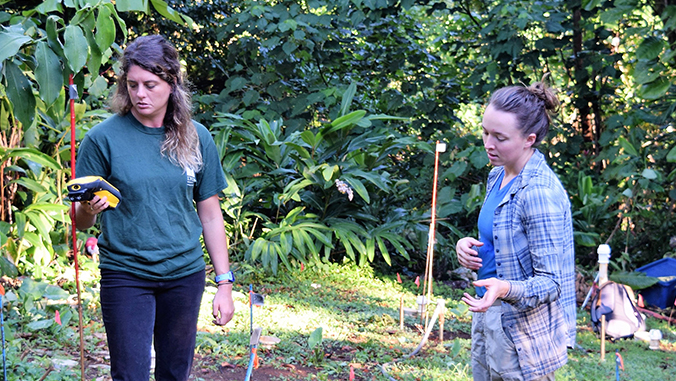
[215,270,235,284]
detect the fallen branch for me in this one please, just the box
[638,307,676,325]
[38,365,54,381]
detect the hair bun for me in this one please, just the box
[527,74,559,111]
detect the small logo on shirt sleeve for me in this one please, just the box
[186,168,196,187]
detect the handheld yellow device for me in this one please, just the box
[66,176,121,210]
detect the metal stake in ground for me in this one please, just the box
[615,349,624,381]
[1,287,6,381]
[68,75,86,380]
[245,285,265,381]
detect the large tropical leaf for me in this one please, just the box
[325,110,367,134]
[95,5,116,51]
[342,175,369,203]
[115,0,149,12]
[610,272,660,290]
[638,77,671,100]
[63,25,88,73]
[3,148,61,171]
[340,82,357,117]
[636,37,665,61]
[34,42,63,106]
[4,61,36,128]
[0,25,31,64]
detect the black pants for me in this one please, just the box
[100,268,205,381]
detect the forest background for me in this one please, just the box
[1,0,676,379]
[1,0,675,299]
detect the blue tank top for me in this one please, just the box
[475,171,514,297]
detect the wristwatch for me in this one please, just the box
[215,271,235,284]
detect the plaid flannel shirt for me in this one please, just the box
[487,150,576,380]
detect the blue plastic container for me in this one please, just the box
[636,258,676,309]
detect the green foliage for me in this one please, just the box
[1,0,675,281]
[112,0,676,273]
[609,271,661,290]
[123,0,464,138]
[213,84,428,272]
[429,0,676,267]
[307,326,324,364]
[0,0,191,280]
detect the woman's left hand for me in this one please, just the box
[212,285,235,325]
[461,278,510,312]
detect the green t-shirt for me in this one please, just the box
[76,112,227,280]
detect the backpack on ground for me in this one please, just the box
[590,281,646,340]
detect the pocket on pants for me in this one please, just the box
[485,306,522,380]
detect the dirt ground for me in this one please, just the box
[188,328,470,381]
[190,356,341,381]
[75,327,470,381]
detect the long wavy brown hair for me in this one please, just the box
[111,35,202,172]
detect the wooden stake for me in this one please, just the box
[438,306,445,344]
[600,315,606,361]
[399,295,404,330]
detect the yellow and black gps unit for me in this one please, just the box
[66,176,121,210]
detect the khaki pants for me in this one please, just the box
[471,303,555,381]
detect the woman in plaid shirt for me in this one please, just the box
[455,77,576,381]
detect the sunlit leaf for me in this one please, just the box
[610,271,660,290]
[636,37,665,60]
[115,0,149,12]
[9,178,48,193]
[376,237,391,266]
[308,327,323,349]
[0,26,31,64]
[95,5,116,51]
[25,203,69,213]
[150,0,183,23]
[27,320,54,331]
[618,136,638,157]
[667,146,676,163]
[638,77,671,100]
[327,110,367,133]
[42,284,69,300]
[340,82,357,117]
[5,148,62,170]
[64,25,88,73]
[34,42,63,106]
[641,168,657,180]
[322,165,337,182]
[35,0,60,14]
[343,176,369,203]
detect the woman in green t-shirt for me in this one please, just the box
[74,35,234,381]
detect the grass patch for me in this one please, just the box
[193,262,676,380]
[4,259,675,380]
